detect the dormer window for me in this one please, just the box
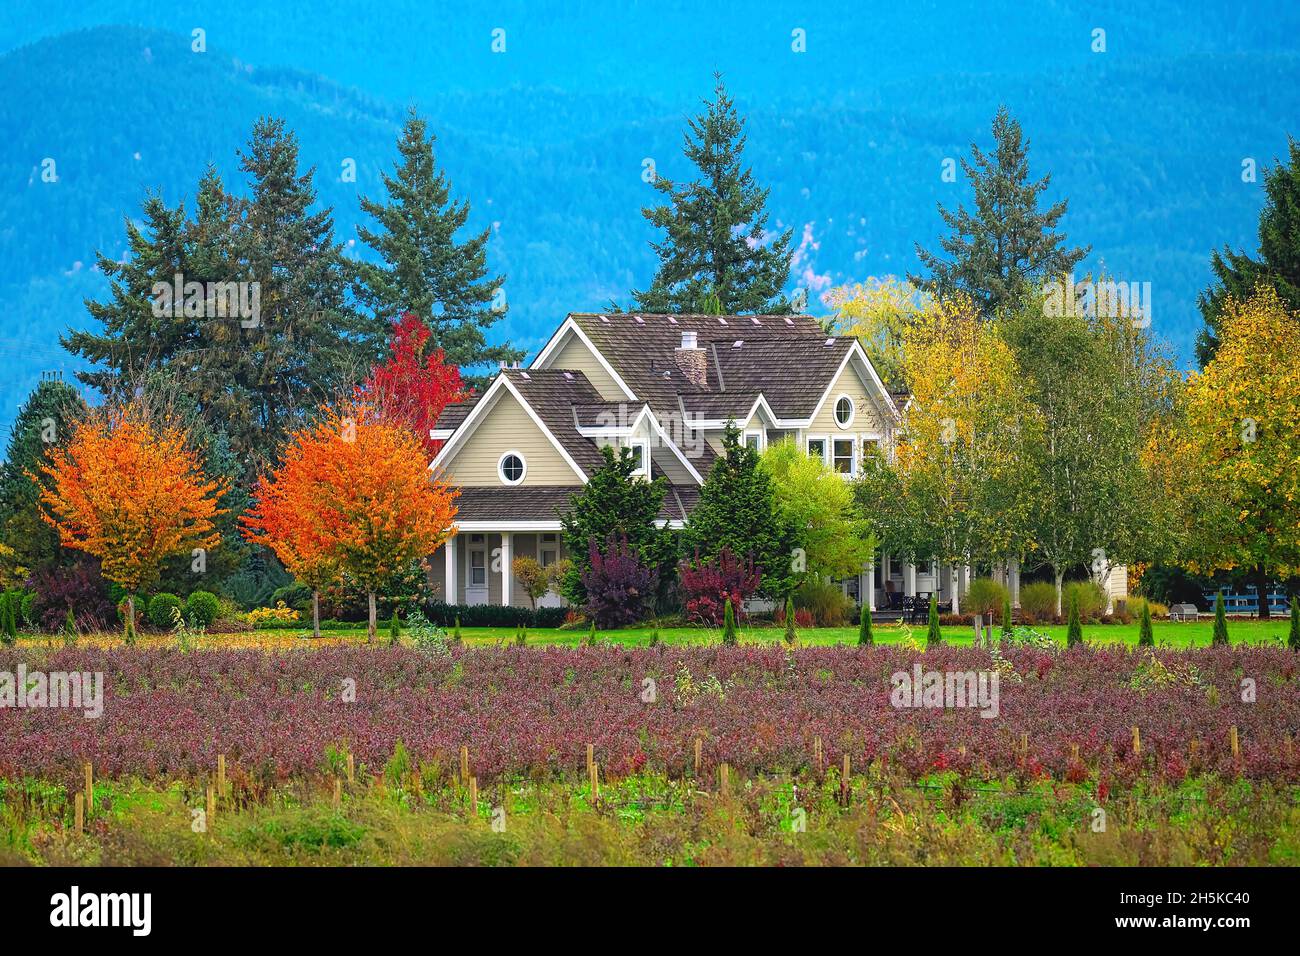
[834,395,855,428]
[498,451,526,485]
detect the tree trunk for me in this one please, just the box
[126,594,135,643]
[1255,565,1272,620]
[1054,569,1064,618]
[367,591,377,642]
[312,590,321,639]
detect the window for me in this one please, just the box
[834,395,855,428]
[744,430,764,452]
[469,550,487,586]
[861,437,880,462]
[832,438,854,474]
[541,549,558,568]
[628,442,647,475]
[498,451,526,485]
[807,437,827,463]
[541,533,558,543]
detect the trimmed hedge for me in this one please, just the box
[421,601,569,629]
[185,591,221,627]
[147,593,184,629]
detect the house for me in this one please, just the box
[426,311,1014,612]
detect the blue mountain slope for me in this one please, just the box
[1,9,1298,438]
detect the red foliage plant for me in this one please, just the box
[678,547,761,626]
[361,312,465,456]
[580,533,656,628]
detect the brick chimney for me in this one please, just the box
[673,330,708,388]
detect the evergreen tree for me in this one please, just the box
[784,594,797,646]
[722,597,738,645]
[0,375,86,574]
[912,106,1088,316]
[587,620,598,645]
[927,593,943,646]
[632,76,793,314]
[1001,593,1013,635]
[62,607,78,646]
[388,609,401,644]
[1066,591,1083,647]
[681,422,795,600]
[357,110,521,380]
[1197,138,1300,366]
[1138,599,1154,647]
[1212,591,1229,646]
[452,615,463,645]
[858,600,873,647]
[0,594,15,645]
[560,446,676,607]
[1289,596,1299,652]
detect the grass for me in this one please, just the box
[11,618,1290,649]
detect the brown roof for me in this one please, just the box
[454,483,696,522]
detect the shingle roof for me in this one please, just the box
[686,336,855,421]
[501,369,610,475]
[454,483,697,522]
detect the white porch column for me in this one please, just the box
[882,552,892,589]
[951,563,961,615]
[867,558,876,611]
[905,562,917,597]
[1010,558,1021,606]
[445,535,457,604]
[501,532,513,606]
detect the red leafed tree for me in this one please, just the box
[677,547,761,626]
[363,312,465,455]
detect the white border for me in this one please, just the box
[833,394,855,429]
[497,450,527,485]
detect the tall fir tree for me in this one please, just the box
[1212,590,1230,646]
[912,105,1089,316]
[1197,137,1300,365]
[682,422,795,600]
[632,76,793,314]
[0,375,87,574]
[357,110,520,381]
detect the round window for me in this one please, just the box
[498,452,526,485]
[834,395,855,428]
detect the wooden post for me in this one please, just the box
[468,775,478,812]
[206,786,215,828]
[972,614,983,645]
[1132,726,1141,755]
[460,745,470,783]
[333,778,341,811]
[589,763,599,804]
[1286,735,1294,761]
[693,738,701,777]
[814,736,823,773]
[217,753,226,797]
[586,743,594,777]
[1071,743,1080,762]
[719,762,730,796]
[83,762,93,813]
[346,752,355,784]
[1230,725,1240,759]
[841,754,851,805]
[74,793,84,834]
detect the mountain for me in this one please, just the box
[2,6,1298,438]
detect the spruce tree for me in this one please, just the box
[559,446,675,607]
[927,593,943,646]
[783,595,797,646]
[1138,599,1154,647]
[1066,591,1083,647]
[452,615,463,645]
[1001,593,1013,636]
[587,620,598,646]
[858,600,873,647]
[1212,591,1229,646]
[1289,596,1300,652]
[1198,138,1300,365]
[912,106,1088,317]
[388,610,401,644]
[358,110,521,379]
[722,598,738,645]
[0,375,86,574]
[633,75,793,314]
[62,608,78,646]
[0,595,15,646]
[681,422,795,600]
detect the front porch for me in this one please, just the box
[837,553,1025,617]
[431,528,571,609]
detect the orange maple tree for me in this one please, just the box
[35,403,227,634]
[244,401,458,641]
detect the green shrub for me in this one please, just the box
[388,610,401,644]
[1002,594,1013,635]
[1129,597,1169,621]
[794,577,852,626]
[270,583,314,613]
[858,600,873,646]
[19,592,36,630]
[927,593,942,646]
[185,590,221,627]
[722,598,738,645]
[1019,582,1058,623]
[62,608,78,646]
[147,593,184,629]
[1290,597,1299,652]
[964,578,1009,618]
[1066,590,1083,647]
[783,595,796,646]
[0,592,16,645]
[1212,591,1229,646]
[1138,599,1154,646]
[1063,580,1107,620]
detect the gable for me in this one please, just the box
[809,359,888,435]
[440,389,584,487]
[536,327,630,402]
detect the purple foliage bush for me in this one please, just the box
[27,560,115,632]
[678,547,761,626]
[580,533,656,627]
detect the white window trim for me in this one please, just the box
[743,428,765,452]
[806,433,830,467]
[498,450,527,486]
[833,394,855,429]
[830,435,856,477]
[629,440,650,478]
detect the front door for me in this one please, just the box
[466,541,489,605]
